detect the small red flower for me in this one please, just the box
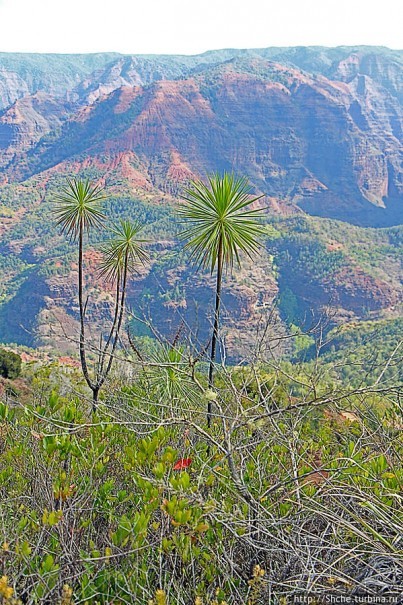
[173,458,192,471]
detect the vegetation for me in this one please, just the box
[0,348,21,379]
[298,317,403,387]
[0,172,401,603]
[0,171,401,351]
[53,178,148,411]
[0,331,401,603]
[179,173,265,425]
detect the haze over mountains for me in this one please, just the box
[0,46,401,353]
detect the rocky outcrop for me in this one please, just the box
[0,92,69,168]
[0,53,121,111]
[0,67,30,111]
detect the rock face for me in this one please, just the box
[0,66,30,110]
[0,53,119,110]
[0,47,401,226]
[0,93,70,168]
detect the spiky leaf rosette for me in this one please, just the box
[99,219,149,283]
[53,178,106,240]
[178,172,266,273]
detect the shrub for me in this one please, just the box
[0,348,22,380]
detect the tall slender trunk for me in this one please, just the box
[78,223,92,391]
[97,251,129,393]
[207,235,223,428]
[92,386,99,415]
[97,277,121,381]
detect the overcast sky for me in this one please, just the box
[0,0,401,55]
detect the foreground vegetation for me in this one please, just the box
[0,334,402,603]
[0,175,402,603]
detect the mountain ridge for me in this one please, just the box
[1,45,402,109]
[2,50,401,225]
[0,46,401,352]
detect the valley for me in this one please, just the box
[0,45,401,359]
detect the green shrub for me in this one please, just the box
[0,348,22,379]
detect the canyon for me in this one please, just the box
[0,46,401,354]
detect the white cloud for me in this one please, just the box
[0,0,401,55]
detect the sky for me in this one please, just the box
[0,0,401,55]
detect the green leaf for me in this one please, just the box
[99,219,149,284]
[52,177,106,240]
[178,172,266,273]
[42,554,55,573]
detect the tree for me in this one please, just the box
[179,172,266,426]
[53,178,148,410]
[97,219,149,396]
[0,348,21,379]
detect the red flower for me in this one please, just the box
[173,458,192,471]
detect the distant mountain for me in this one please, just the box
[1,46,402,225]
[1,46,402,107]
[0,52,120,109]
[0,47,401,352]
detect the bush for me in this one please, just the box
[0,348,22,379]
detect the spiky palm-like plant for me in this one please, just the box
[179,172,266,426]
[54,179,148,410]
[53,178,106,401]
[97,219,149,395]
